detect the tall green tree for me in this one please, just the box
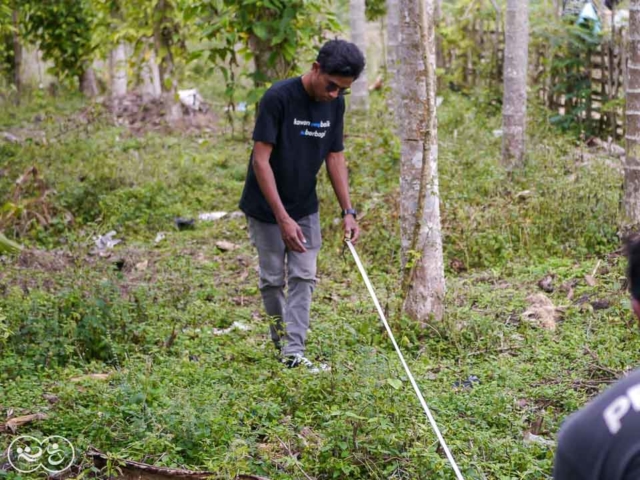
[95,0,190,118]
[22,0,98,96]
[194,0,340,101]
[0,2,22,101]
[10,5,20,102]
[94,0,128,98]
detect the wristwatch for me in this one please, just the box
[341,208,358,219]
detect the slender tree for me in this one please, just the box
[110,41,127,98]
[434,0,444,74]
[625,0,640,224]
[98,0,186,112]
[386,0,399,110]
[11,6,21,103]
[246,10,291,88]
[398,0,445,323]
[349,0,368,110]
[501,0,530,169]
[80,62,99,97]
[195,0,339,98]
[153,0,182,122]
[140,41,162,100]
[22,0,98,97]
[109,2,127,99]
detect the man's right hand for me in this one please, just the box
[278,216,307,253]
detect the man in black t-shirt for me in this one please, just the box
[554,237,640,478]
[239,40,365,372]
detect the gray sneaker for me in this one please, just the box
[282,354,330,373]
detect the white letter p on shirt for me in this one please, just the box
[604,396,631,434]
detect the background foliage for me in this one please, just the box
[0,0,636,478]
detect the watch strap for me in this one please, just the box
[342,208,357,219]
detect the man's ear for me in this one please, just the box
[311,61,321,74]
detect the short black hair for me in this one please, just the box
[316,40,365,80]
[626,236,640,301]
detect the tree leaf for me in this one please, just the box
[0,232,22,254]
[387,378,402,390]
[252,23,268,41]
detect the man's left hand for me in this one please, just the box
[343,215,360,243]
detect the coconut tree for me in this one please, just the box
[624,0,640,224]
[501,0,530,169]
[398,0,445,323]
[349,0,369,110]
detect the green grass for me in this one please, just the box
[0,90,634,479]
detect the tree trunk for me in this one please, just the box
[494,2,503,83]
[380,17,387,71]
[141,42,162,100]
[160,54,182,123]
[110,41,128,98]
[80,63,99,98]
[434,0,444,80]
[501,0,530,170]
[386,0,400,114]
[153,0,182,122]
[349,0,369,111]
[248,35,290,87]
[12,8,22,104]
[245,7,291,87]
[624,0,640,224]
[398,0,445,323]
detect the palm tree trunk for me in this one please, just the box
[398,0,445,323]
[154,0,182,122]
[435,0,444,80]
[349,0,369,111]
[624,0,640,224]
[110,41,128,98]
[80,62,99,98]
[12,7,21,104]
[141,42,162,100]
[501,0,530,170]
[386,0,400,116]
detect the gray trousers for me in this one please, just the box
[247,213,321,356]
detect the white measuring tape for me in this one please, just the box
[345,240,465,480]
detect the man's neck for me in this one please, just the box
[300,72,316,100]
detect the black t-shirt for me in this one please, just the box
[239,77,345,223]
[554,368,640,479]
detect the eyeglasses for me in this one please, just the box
[326,80,350,96]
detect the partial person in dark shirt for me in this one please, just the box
[554,237,640,479]
[239,40,365,373]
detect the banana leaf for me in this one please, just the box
[0,232,22,254]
